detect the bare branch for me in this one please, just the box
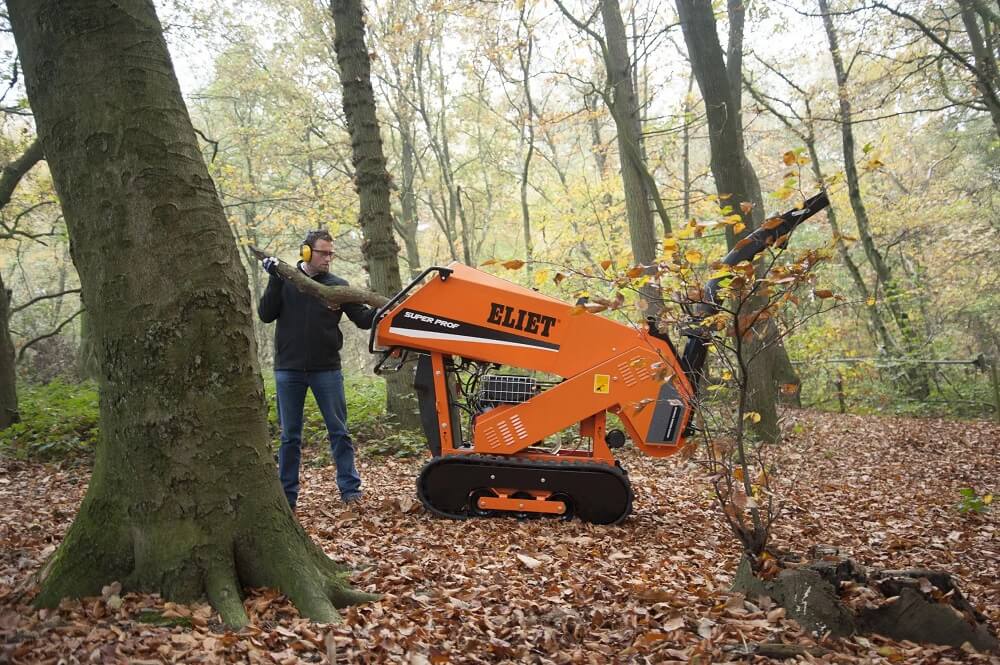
[16,307,83,363]
[11,287,81,314]
[0,138,44,209]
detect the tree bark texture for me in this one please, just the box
[8,0,375,625]
[330,0,419,430]
[818,0,930,397]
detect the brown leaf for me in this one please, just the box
[638,630,670,645]
[516,553,543,569]
[661,615,685,631]
[762,216,784,230]
[635,588,675,603]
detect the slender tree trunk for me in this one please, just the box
[600,0,660,310]
[330,0,418,430]
[743,79,899,355]
[819,0,929,397]
[413,42,460,261]
[802,139,897,354]
[9,0,375,625]
[397,121,422,279]
[0,279,17,429]
[384,49,422,278]
[0,139,45,429]
[677,0,753,246]
[76,310,100,381]
[958,0,1000,138]
[683,74,694,223]
[678,0,784,440]
[518,8,536,280]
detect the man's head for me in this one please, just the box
[302,230,334,274]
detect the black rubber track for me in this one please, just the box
[416,454,633,525]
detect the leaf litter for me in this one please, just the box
[0,411,997,663]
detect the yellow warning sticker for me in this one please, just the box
[593,374,611,394]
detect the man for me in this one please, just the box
[258,230,376,510]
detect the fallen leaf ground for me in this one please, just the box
[1,410,997,664]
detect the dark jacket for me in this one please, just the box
[258,264,377,371]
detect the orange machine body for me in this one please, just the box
[373,263,694,465]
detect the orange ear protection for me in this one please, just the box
[300,243,312,262]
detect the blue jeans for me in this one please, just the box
[274,369,361,508]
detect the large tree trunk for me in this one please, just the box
[0,279,17,430]
[818,0,930,398]
[330,0,419,430]
[8,0,375,626]
[677,0,787,441]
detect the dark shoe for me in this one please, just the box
[342,494,362,505]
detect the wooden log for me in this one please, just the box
[248,246,389,309]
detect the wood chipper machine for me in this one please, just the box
[369,193,829,524]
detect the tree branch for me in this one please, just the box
[16,308,83,363]
[193,127,219,162]
[0,138,43,209]
[11,287,81,314]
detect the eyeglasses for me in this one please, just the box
[311,249,334,258]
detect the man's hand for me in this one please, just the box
[262,257,281,277]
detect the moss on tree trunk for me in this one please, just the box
[8,0,375,625]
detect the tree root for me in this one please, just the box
[732,553,1000,653]
[206,558,248,627]
[34,504,377,628]
[328,580,380,609]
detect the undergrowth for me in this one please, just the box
[1,374,425,462]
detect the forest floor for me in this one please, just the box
[0,410,998,664]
